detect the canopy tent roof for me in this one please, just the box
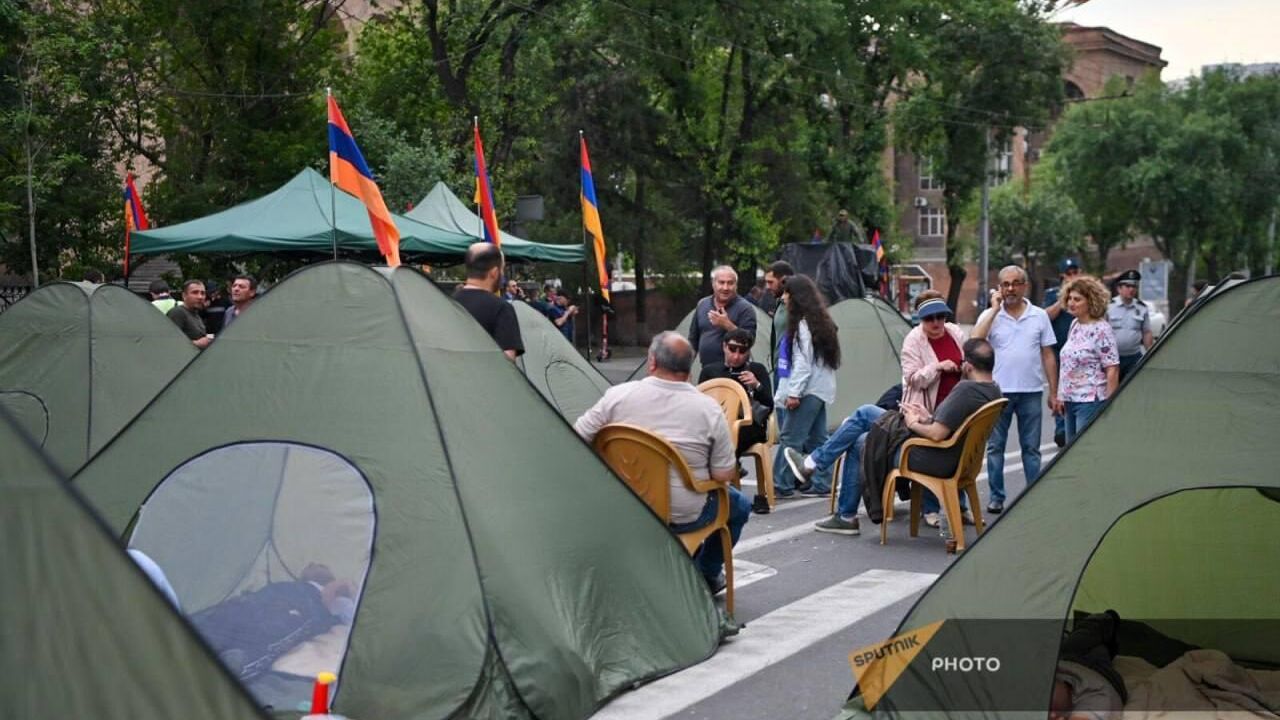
[0,407,267,720]
[827,296,912,430]
[0,281,197,475]
[406,181,585,263]
[71,262,720,720]
[131,169,582,264]
[513,300,611,422]
[837,275,1280,718]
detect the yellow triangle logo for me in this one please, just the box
[848,619,945,710]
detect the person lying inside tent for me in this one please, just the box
[1051,610,1127,720]
[787,338,1001,534]
[190,563,356,681]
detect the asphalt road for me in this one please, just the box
[587,350,1057,720]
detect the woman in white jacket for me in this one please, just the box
[772,275,841,497]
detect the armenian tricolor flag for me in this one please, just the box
[473,119,501,246]
[122,173,149,279]
[327,93,400,266]
[871,228,888,295]
[579,135,610,303]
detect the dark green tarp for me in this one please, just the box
[0,406,268,720]
[72,262,720,720]
[827,297,912,430]
[131,169,476,260]
[513,300,611,422]
[836,276,1280,719]
[0,282,198,475]
[406,181,585,264]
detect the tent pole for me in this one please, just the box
[327,87,338,261]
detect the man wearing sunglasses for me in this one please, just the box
[699,329,774,455]
[972,264,1058,515]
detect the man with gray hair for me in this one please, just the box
[972,264,1058,514]
[575,331,750,596]
[689,265,757,367]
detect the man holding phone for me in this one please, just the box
[698,329,773,454]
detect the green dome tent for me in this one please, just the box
[826,297,912,430]
[836,276,1280,718]
[0,282,198,475]
[0,406,268,720]
[512,300,611,422]
[71,262,721,720]
[625,302,774,382]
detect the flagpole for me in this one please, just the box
[474,116,484,242]
[327,87,338,261]
[579,130,593,360]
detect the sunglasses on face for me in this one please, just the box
[725,344,750,354]
[922,315,947,323]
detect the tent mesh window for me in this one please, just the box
[128,442,374,712]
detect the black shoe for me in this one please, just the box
[705,572,727,596]
[986,500,1004,515]
[752,494,771,514]
[1054,431,1066,448]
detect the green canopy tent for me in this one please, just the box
[837,275,1280,719]
[406,181,585,264]
[826,296,912,430]
[72,262,720,720]
[625,302,774,383]
[513,300,611,422]
[0,282,198,475]
[0,406,268,720]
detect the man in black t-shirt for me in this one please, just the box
[899,339,1003,478]
[453,242,524,360]
[166,279,213,350]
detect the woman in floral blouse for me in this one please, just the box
[1055,275,1120,442]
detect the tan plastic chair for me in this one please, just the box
[697,378,775,510]
[593,423,735,613]
[879,399,1008,552]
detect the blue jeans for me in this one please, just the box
[772,395,831,493]
[811,404,885,516]
[669,486,752,580]
[1118,353,1141,381]
[1064,400,1105,444]
[984,391,1044,504]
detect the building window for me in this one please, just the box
[918,157,942,191]
[918,207,946,238]
[992,138,1013,187]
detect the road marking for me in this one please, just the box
[735,521,821,554]
[734,559,777,589]
[591,569,939,720]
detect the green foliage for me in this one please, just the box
[987,173,1085,282]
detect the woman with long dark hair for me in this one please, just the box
[772,275,841,497]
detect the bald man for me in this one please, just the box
[453,242,523,360]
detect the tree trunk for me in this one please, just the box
[943,217,966,313]
[25,142,39,288]
[700,212,714,295]
[634,175,648,344]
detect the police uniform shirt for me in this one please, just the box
[1107,296,1150,357]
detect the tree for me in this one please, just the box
[892,0,1068,310]
[987,172,1085,298]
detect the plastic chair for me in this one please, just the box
[697,378,775,510]
[593,423,735,613]
[879,399,1008,552]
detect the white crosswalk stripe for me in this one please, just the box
[591,570,939,720]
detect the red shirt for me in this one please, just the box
[927,333,964,404]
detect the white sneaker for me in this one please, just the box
[923,512,941,528]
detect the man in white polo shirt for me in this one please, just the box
[972,265,1058,514]
[574,331,749,596]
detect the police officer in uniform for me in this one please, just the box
[1107,269,1153,380]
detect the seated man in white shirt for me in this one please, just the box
[575,331,751,595]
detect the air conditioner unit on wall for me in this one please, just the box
[913,197,929,208]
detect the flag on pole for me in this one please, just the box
[579,136,610,303]
[473,120,502,246]
[122,173,149,279]
[871,229,888,295]
[327,94,401,266]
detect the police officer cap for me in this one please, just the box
[1059,258,1081,273]
[1116,269,1141,286]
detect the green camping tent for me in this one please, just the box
[0,406,268,720]
[130,168,481,261]
[0,282,198,475]
[826,297,912,430]
[626,302,775,383]
[406,181,585,264]
[71,262,720,720]
[513,300,611,422]
[837,276,1280,718]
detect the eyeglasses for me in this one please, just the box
[1000,280,1026,289]
[921,315,947,323]
[725,344,750,354]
